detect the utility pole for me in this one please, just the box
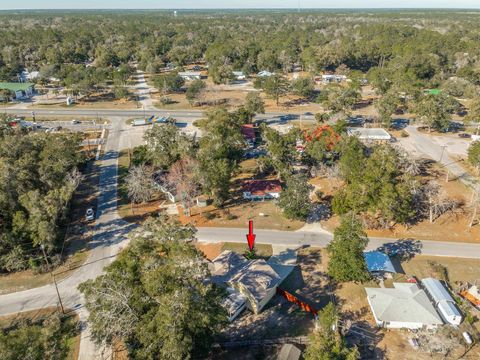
[40,244,65,314]
[439,145,447,163]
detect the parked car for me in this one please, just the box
[346,116,364,127]
[446,121,465,133]
[85,208,95,222]
[391,118,409,129]
[458,133,471,138]
[280,114,296,121]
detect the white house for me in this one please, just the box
[233,71,246,80]
[317,74,347,84]
[366,282,443,330]
[421,278,463,326]
[153,172,179,203]
[257,70,273,77]
[347,127,392,142]
[19,70,39,82]
[178,71,202,81]
[221,287,247,321]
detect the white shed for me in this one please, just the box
[421,278,462,326]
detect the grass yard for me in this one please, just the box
[222,242,273,259]
[117,148,166,221]
[181,158,304,230]
[400,255,480,284]
[0,248,88,295]
[195,242,273,261]
[321,163,480,244]
[180,200,305,231]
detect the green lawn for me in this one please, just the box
[221,242,273,259]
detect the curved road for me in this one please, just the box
[3,113,480,358]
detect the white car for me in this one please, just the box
[85,208,95,222]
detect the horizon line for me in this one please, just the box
[1,7,480,11]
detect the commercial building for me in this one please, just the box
[0,82,35,100]
[347,127,392,142]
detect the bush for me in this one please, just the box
[203,212,216,220]
[400,130,409,137]
[159,96,174,105]
[224,211,237,220]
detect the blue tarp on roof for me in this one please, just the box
[364,251,396,273]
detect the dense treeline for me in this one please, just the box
[0,119,82,273]
[1,10,480,92]
[0,313,78,360]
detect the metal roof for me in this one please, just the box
[437,300,461,319]
[364,251,396,273]
[421,278,455,304]
[347,127,391,141]
[0,82,34,92]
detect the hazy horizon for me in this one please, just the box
[1,0,480,11]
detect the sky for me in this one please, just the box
[1,0,480,10]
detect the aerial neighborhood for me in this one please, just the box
[1,6,480,360]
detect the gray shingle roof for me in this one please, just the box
[366,283,443,326]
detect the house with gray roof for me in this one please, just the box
[366,282,443,330]
[210,250,293,315]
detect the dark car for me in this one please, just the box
[458,133,471,138]
[346,117,364,127]
[280,114,296,121]
[391,118,409,129]
[447,122,465,133]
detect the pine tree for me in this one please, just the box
[327,216,370,283]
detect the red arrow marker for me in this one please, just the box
[246,219,256,251]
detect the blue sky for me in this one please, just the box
[2,1,480,9]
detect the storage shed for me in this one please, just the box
[421,278,462,326]
[364,251,396,275]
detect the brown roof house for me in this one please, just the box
[242,179,282,201]
[210,250,292,317]
[241,124,257,147]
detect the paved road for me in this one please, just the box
[6,107,315,123]
[3,111,480,358]
[196,228,480,259]
[400,126,477,188]
[0,117,133,359]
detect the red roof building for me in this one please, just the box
[241,124,256,142]
[242,180,282,200]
